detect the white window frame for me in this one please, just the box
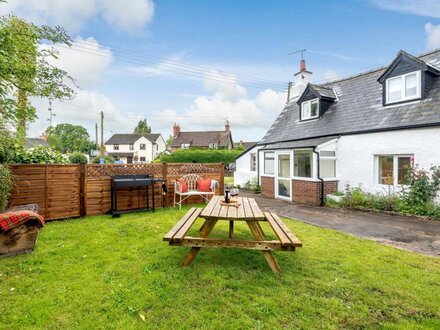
[376,154,413,187]
[113,144,119,150]
[180,143,190,149]
[293,149,314,179]
[263,152,275,176]
[129,144,134,150]
[140,143,146,150]
[301,98,319,121]
[275,151,292,201]
[209,142,218,149]
[319,149,337,179]
[250,153,257,172]
[385,71,421,104]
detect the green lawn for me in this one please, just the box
[224,176,234,186]
[1,207,440,329]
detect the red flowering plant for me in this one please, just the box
[401,163,440,209]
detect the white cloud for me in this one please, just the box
[425,23,440,50]
[322,70,340,82]
[151,73,286,135]
[372,0,440,18]
[28,90,143,140]
[44,37,112,88]
[1,0,154,33]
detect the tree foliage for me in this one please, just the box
[133,118,151,134]
[157,149,243,164]
[46,123,94,153]
[0,13,75,144]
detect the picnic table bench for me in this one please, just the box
[163,196,302,272]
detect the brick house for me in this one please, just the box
[237,49,440,206]
[169,121,234,150]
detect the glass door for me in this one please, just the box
[276,153,291,200]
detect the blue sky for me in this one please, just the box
[2,0,440,142]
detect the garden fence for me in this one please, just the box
[8,163,224,220]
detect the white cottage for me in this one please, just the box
[239,49,440,205]
[105,133,166,163]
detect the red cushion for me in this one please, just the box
[197,178,211,192]
[177,179,188,193]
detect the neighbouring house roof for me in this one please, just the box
[237,142,257,150]
[260,136,339,150]
[25,138,48,148]
[170,131,233,148]
[259,49,440,146]
[105,133,161,145]
[108,152,134,157]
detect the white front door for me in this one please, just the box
[276,153,291,200]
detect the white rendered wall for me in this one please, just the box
[154,135,166,159]
[234,147,260,187]
[336,127,440,199]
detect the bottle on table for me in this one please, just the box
[224,186,230,203]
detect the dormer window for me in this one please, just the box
[385,71,421,104]
[301,99,319,121]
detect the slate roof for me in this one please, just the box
[108,152,134,157]
[259,49,440,146]
[105,134,161,145]
[309,84,336,99]
[260,136,338,149]
[170,131,232,148]
[25,138,48,148]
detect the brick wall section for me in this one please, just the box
[261,176,275,198]
[292,179,339,206]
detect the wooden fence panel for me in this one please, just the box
[8,163,224,220]
[9,164,81,220]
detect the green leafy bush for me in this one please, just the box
[157,149,243,164]
[0,164,12,211]
[244,177,261,193]
[68,152,88,164]
[92,155,115,164]
[0,127,17,163]
[401,164,440,206]
[13,145,68,164]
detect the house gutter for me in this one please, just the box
[313,147,325,206]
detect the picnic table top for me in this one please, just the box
[200,195,265,221]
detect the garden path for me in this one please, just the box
[240,191,440,257]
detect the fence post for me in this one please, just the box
[162,162,168,207]
[220,162,224,195]
[80,163,86,216]
[44,164,48,219]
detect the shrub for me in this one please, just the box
[402,164,440,206]
[243,177,261,193]
[13,145,68,164]
[68,152,88,164]
[92,155,115,164]
[0,164,12,211]
[157,149,243,164]
[0,128,16,163]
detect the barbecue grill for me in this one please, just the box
[111,175,167,217]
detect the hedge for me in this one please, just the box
[157,148,244,164]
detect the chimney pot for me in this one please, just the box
[300,59,306,72]
[225,119,230,132]
[173,123,181,138]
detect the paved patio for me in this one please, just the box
[240,191,440,257]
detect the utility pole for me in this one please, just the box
[100,111,105,157]
[95,123,98,150]
[47,98,55,128]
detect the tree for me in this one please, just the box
[133,118,151,134]
[0,13,75,145]
[46,123,94,153]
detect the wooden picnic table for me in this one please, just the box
[163,196,302,273]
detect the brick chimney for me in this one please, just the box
[225,119,230,132]
[288,59,312,102]
[173,123,181,138]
